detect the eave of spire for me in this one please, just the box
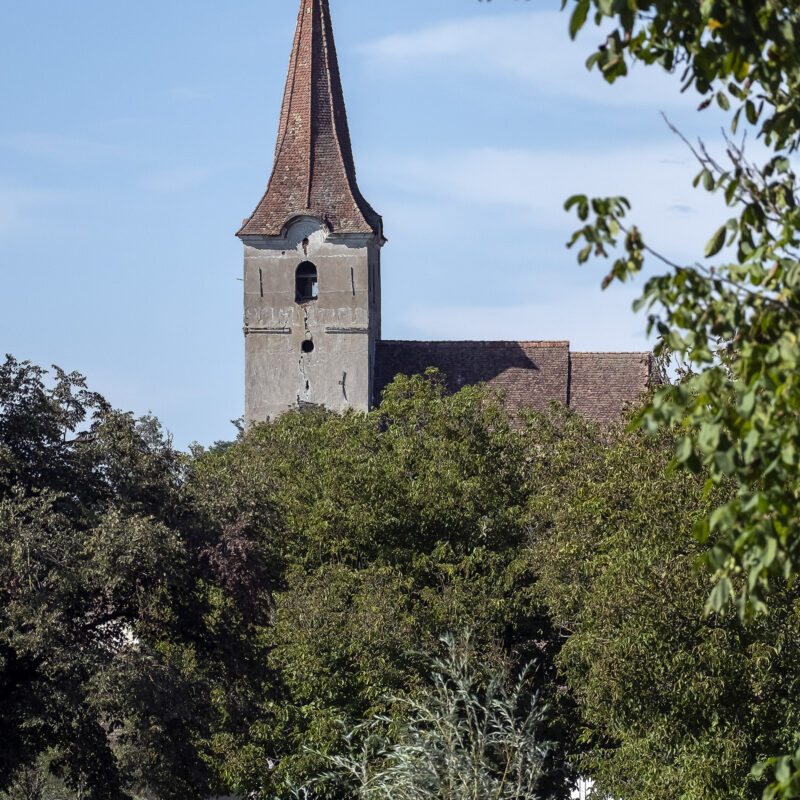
[237,0,382,238]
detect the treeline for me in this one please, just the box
[1,356,797,799]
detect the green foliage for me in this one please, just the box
[566,155,800,617]
[285,632,556,800]
[528,414,800,800]
[558,2,800,792]
[189,371,573,799]
[8,352,794,799]
[0,356,270,799]
[564,0,800,150]
[562,0,800,617]
[754,748,800,800]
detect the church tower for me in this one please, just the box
[237,0,384,425]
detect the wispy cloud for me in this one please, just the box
[139,166,214,193]
[360,11,692,109]
[363,140,727,261]
[0,133,125,162]
[403,282,649,352]
[0,185,67,239]
[165,87,210,101]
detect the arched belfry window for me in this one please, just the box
[295,261,318,302]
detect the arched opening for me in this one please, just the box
[295,261,318,302]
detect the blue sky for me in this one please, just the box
[0,0,731,449]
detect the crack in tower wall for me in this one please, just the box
[298,307,312,405]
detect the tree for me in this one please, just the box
[561,0,800,609]
[285,632,556,800]
[188,371,575,799]
[558,0,800,794]
[527,409,800,800]
[0,356,271,799]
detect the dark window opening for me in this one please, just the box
[301,339,315,354]
[295,261,318,302]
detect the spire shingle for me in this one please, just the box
[238,0,382,237]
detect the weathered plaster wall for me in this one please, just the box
[242,216,381,425]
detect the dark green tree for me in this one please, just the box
[189,371,574,799]
[0,356,271,799]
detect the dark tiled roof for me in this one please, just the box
[569,351,658,424]
[374,341,658,423]
[237,0,382,238]
[375,341,570,412]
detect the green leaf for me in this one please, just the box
[750,759,769,779]
[705,225,726,257]
[762,536,778,569]
[694,516,711,543]
[710,504,732,531]
[737,389,756,418]
[714,447,736,474]
[675,436,694,463]
[724,179,739,205]
[707,577,733,613]
[564,194,590,220]
[569,0,590,39]
[731,106,741,134]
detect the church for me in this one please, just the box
[237,0,659,426]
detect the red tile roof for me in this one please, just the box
[375,341,659,423]
[237,0,382,238]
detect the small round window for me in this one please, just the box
[295,261,318,302]
[301,339,315,354]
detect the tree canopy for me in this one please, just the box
[561,0,800,794]
[0,356,271,799]
[5,350,798,799]
[528,411,800,800]
[188,372,574,798]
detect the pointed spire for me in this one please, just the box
[238,0,382,238]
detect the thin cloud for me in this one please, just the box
[0,133,126,162]
[359,11,693,109]
[403,283,649,352]
[0,185,67,239]
[362,141,728,262]
[139,166,214,193]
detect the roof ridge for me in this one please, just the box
[379,340,570,346]
[571,351,653,356]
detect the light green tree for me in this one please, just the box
[527,409,800,800]
[558,0,800,795]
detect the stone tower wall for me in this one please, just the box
[243,217,380,424]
